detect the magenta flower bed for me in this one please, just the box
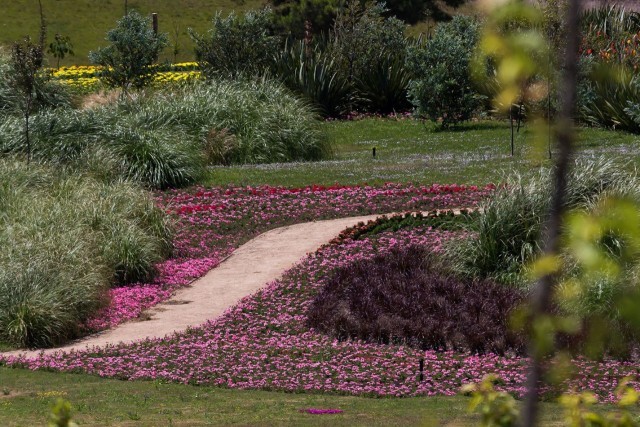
[84,183,490,330]
[2,182,636,402]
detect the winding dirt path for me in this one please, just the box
[1,211,462,359]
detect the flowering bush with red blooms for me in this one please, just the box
[581,30,640,69]
[83,183,490,331]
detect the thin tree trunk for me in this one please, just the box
[520,0,580,425]
[548,52,553,160]
[38,0,45,48]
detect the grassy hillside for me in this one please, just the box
[1,0,479,67]
[0,0,266,66]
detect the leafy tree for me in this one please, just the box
[9,36,46,164]
[191,9,280,80]
[330,1,406,83]
[89,11,168,93]
[47,34,74,69]
[271,0,342,38]
[407,16,483,127]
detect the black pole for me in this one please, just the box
[152,13,158,35]
[510,107,515,157]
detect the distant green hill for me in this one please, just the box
[0,0,266,66]
[0,0,474,67]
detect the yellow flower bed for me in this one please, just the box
[51,63,202,92]
[154,70,202,83]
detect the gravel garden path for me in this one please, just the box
[2,211,461,359]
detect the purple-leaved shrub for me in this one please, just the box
[308,246,525,354]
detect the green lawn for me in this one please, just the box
[205,118,640,187]
[0,367,572,426]
[0,0,265,66]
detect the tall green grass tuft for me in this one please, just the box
[135,81,330,163]
[580,5,640,38]
[446,158,640,286]
[0,159,172,348]
[272,39,350,118]
[0,80,329,188]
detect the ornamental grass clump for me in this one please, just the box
[447,158,640,286]
[0,159,172,348]
[0,80,328,188]
[308,246,525,354]
[137,81,329,164]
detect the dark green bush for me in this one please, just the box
[270,1,411,116]
[407,16,484,127]
[272,39,350,117]
[192,9,281,80]
[329,1,409,113]
[271,0,340,38]
[354,52,412,114]
[271,0,465,36]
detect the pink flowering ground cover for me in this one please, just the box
[83,183,490,330]
[2,217,639,402]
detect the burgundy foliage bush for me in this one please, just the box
[307,246,525,354]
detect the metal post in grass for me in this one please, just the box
[152,13,158,35]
